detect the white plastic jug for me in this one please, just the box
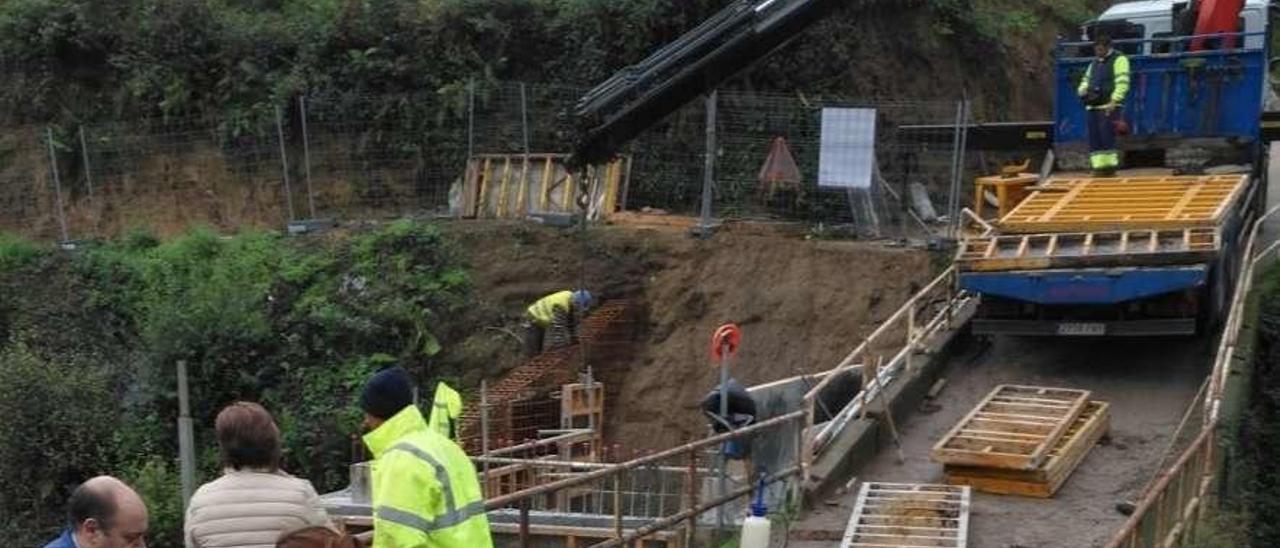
[739,513,772,548]
[739,477,772,548]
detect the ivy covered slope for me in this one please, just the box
[0,0,1102,127]
[0,222,500,545]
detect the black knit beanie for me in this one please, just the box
[360,367,414,420]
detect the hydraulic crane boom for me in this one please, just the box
[569,0,844,167]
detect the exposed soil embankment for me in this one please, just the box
[448,222,931,452]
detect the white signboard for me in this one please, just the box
[818,108,877,189]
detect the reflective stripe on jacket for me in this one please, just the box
[526,291,573,326]
[363,406,492,548]
[428,382,462,441]
[1078,50,1131,109]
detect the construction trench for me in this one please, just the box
[310,153,1278,546]
[311,240,1219,547]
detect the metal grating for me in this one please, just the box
[840,482,970,548]
[996,175,1248,233]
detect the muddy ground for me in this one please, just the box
[446,221,933,452]
[788,334,1213,548]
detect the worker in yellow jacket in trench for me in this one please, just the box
[359,367,492,548]
[523,289,596,357]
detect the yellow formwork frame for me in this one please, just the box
[997,175,1249,233]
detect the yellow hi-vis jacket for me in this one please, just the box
[526,291,573,326]
[1077,50,1131,110]
[364,405,492,548]
[428,382,462,441]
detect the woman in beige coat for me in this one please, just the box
[185,402,332,548]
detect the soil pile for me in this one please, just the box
[448,222,931,452]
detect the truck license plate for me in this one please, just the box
[1057,322,1106,336]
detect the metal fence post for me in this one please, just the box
[467,79,476,160]
[177,360,196,510]
[78,126,94,199]
[954,99,971,238]
[299,95,317,219]
[44,128,70,242]
[520,82,532,215]
[685,448,699,546]
[481,379,490,480]
[698,90,718,234]
[520,82,531,156]
[946,101,964,239]
[275,106,297,222]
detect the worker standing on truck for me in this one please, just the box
[1077,32,1131,177]
[523,289,595,357]
[359,367,492,548]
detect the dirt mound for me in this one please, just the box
[447,222,931,452]
[606,231,930,451]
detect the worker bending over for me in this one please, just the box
[523,289,595,357]
[1077,32,1131,177]
[359,367,492,548]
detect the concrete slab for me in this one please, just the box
[789,334,1212,548]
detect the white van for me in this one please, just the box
[1087,0,1270,53]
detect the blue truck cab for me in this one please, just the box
[962,0,1274,337]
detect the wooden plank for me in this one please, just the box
[539,157,555,211]
[1164,183,1205,220]
[477,157,493,219]
[516,155,531,216]
[460,158,479,218]
[931,385,1090,470]
[562,172,575,210]
[944,401,1110,498]
[983,239,999,258]
[1015,236,1030,258]
[497,156,513,218]
[1032,179,1091,223]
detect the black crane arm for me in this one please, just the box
[569,0,845,167]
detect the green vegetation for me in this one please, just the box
[1230,262,1280,546]
[928,0,1095,45]
[0,0,1099,129]
[0,221,478,545]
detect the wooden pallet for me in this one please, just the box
[944,401,1110,498]
[840,483,970,548]
[956,228,1220,272]
[996,175,1248,234]
[931,385,1091,471]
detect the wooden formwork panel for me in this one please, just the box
[996,175,1248,234]
[956,228,1220,272]
[944,401,1110,498]
[931,385,1091,471]
[840,482,970,548]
